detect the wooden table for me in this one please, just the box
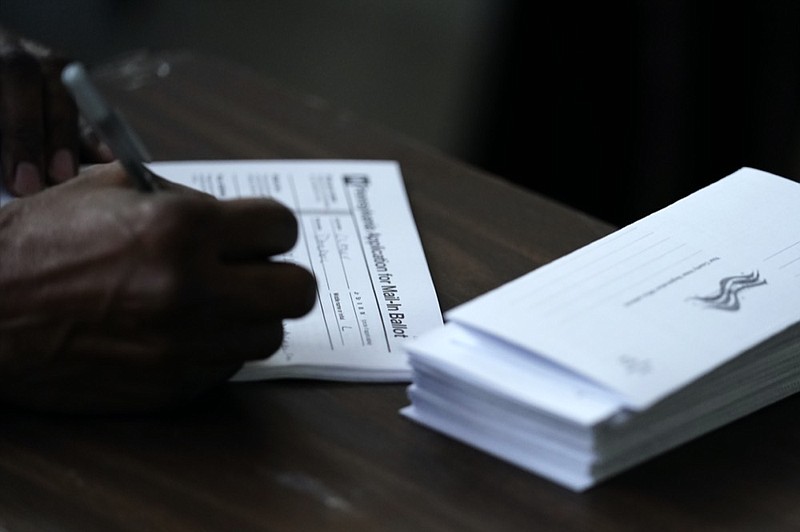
[2,51,799,531]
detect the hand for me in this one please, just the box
[0,162,317,413]
[0,26,112,197]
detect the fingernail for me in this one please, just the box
[14,162,42,195]
[97,142,114,161]
[49,149,75,183]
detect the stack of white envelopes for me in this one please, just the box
[401,167,800,491]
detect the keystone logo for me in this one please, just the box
[689,271,766,311]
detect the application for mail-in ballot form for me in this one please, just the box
[148,159,443,381]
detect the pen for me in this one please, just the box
[61,62,159,192]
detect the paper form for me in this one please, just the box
[446,167,800,408]
[402,322,622,426]
[148,159,443,381]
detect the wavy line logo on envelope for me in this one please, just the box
[689,271,767,311]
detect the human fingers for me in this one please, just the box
[33,47,79,184]
[214,198,300,260]
[0,39,45,195]
[208,261,317,321]
[157,319,287,365]
[69,159,132,188]
[75,161,209,197]
[78,115,114,163]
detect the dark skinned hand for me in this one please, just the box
[0,162,317,413]
[0,26,112,196]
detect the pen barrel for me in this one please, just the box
[95,113,158,191]
[62,62,158,192]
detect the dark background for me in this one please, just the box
[483,1,800,226]
[4,0,800,226]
